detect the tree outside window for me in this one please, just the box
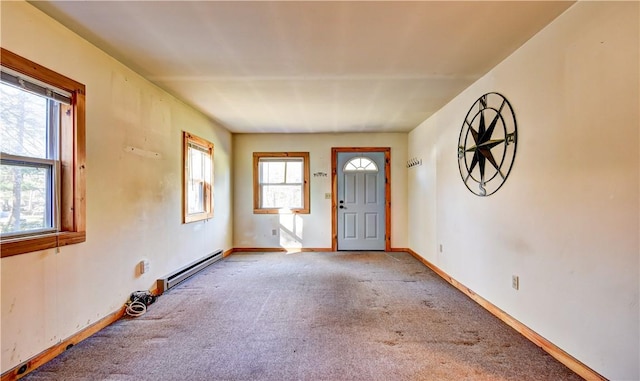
[0,82,56,236]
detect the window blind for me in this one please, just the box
[1,67,71,104]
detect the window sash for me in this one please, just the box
[258,158,303,209]
[259,184,303,209]
[186,145,211,215]
[183,132,214,223]
[0,76,61,238]
[258,158,303,185]
[1,155,60,238]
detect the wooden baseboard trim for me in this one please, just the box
[1,306,126,381]
[228,248,411,254]
[404,248,606,381]
[228,247,333,253]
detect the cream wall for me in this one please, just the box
[1,2,233,373]
[2,0,638,379]
[233,133,407,249]
[407,2,639,380]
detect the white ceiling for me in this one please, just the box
[30,1,574,133]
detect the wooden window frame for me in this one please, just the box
[253,152,310,214]
[183,131,214,223]
[0,48,86,258]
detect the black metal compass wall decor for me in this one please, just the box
[457,92,517,196]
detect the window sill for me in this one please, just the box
[1,231,86,258]
[253,209,310,215]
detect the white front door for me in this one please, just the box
[337,152,386,250]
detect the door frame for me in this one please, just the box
[331,147,391,251]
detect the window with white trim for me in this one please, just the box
[253,152,309,214]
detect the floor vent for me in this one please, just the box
[156,249,223,294]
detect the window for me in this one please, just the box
[344,157,378,172]
[253,152,309,214]
[183,132,213,223]
[0,48,86,257]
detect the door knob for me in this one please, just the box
[339,205,345,209]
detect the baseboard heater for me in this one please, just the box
[156,249,223,294]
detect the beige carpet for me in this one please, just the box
[23,251,581,380]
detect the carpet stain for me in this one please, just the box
[146,337,169,344]
[453,339,479,346]
[105,373,137,381]
[458,330,481,346]
[422,300,435,308]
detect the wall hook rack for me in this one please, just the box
[407,157,422,168]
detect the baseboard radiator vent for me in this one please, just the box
[156,249,223,294]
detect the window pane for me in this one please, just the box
[285,161,302,183]
[189,149,203,180]
[260,161,285,184]
[261,185,302,208]
[0,164,51,235]
[344,157,378,172]
[0,82,49,159]
[187,146,208,214]
[187,179,205,214]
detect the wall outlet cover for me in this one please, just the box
[140,260,150,274]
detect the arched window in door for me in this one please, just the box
[343,157,378,172]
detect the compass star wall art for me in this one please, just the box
[458,92,517,196]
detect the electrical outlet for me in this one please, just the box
[271,229,277,236]
[512,275,519,290]
[439,244,443,253]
